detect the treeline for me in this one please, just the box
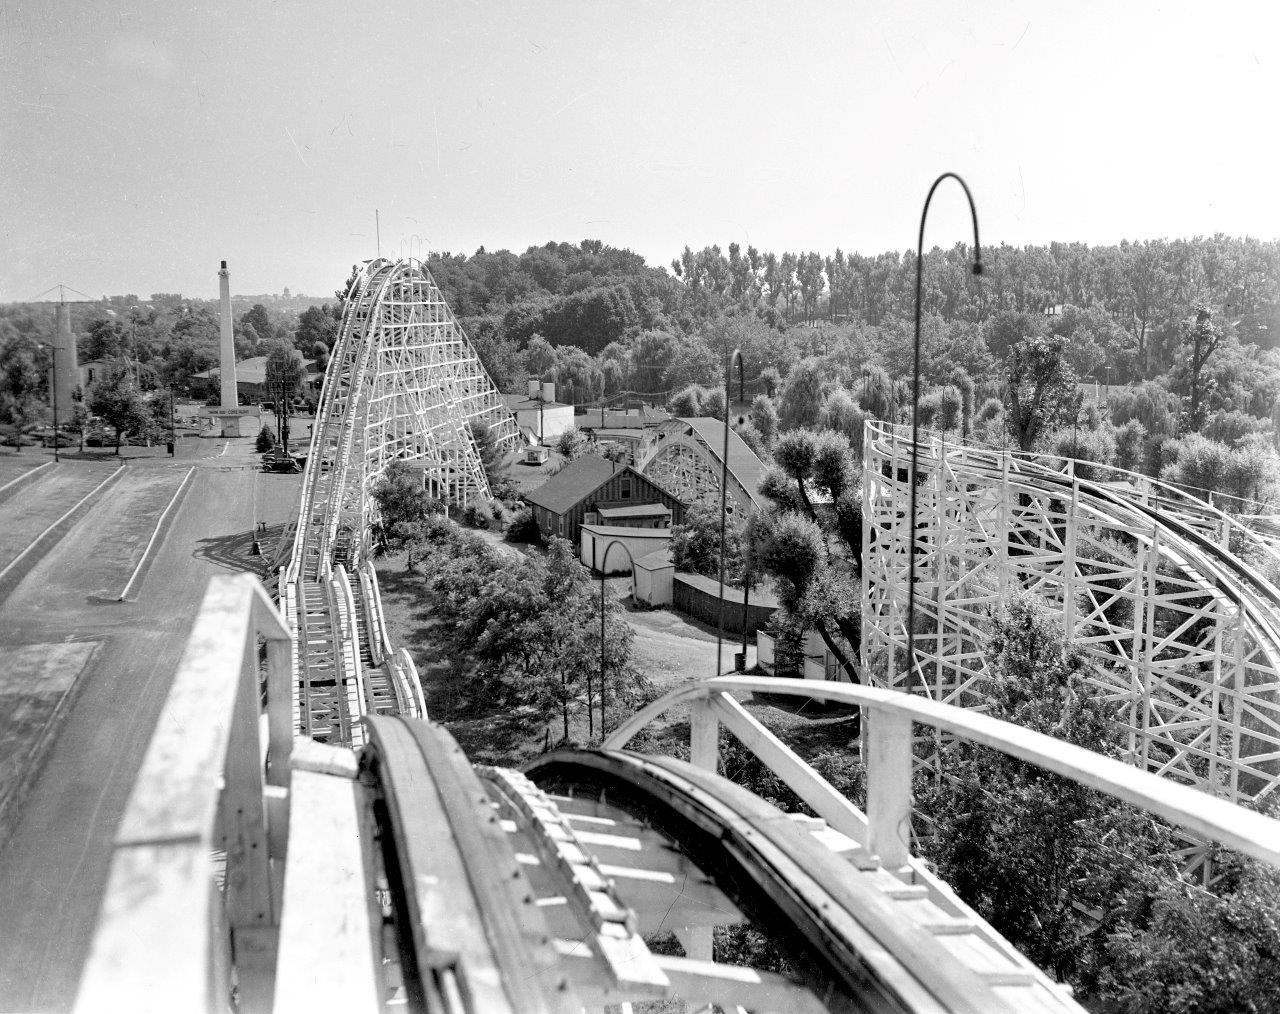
[0,297,341,399]
[430,234,1278,385]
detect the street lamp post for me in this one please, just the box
[597,537,633,738]
[169,387,177,457]
[37,342,60,463]
[906,174,983,686]
[715,349,745,678]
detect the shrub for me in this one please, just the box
[463,502,494,528]
[505,507,542,544]
[255,425,275,453]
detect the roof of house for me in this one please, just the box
[523,455,622,514]
[598,503,671,520]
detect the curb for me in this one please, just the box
[0,465,126,605]
[0,460,54,506]
[0,640,102,852]
[117,466,197,602]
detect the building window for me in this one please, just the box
[620,480,632,500]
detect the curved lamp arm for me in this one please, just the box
[906,175,983,685]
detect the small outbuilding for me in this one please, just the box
[523,454,685,547]
[580,524,671,576]
[632,548,675,606]
[504,383,575,443]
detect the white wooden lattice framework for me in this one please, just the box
[638,418,760,516]
[861,421,1280,870]
[297,258,518,578]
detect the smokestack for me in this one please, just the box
[218,261,237,409]
[52,300,78,410]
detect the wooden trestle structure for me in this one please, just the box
[282,258,518,748]
[862,420,1280,876]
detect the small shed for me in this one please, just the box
[633,548,675,606]
[579,523,672,576]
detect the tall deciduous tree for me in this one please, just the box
[0,333,46,450]
[1180,304,1224,431]
[777,357,826,432]
[754,428,862,680]
[1004,334,1079,451]
[370,458,442,569]
[88,365,154,454]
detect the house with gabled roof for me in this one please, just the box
[522,454,686,549]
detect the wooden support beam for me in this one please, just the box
[708,692,868,845]
[690,699,718,772]
[865,709,913,868]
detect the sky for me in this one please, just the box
[2,0,1278,302]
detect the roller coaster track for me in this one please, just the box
[80,571,1280,1011]
[863,421,1280,872]
[638,415,767,515]
[75,262,1280,1008]
[282,258,520,744]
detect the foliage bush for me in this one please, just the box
[255,425,275,453]
[505,506,542,544]
[463,501,494,528]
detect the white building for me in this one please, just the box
[504,381,574,444]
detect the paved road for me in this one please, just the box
[0,441,300,1012]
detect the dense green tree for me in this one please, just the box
[295,304,339,352]
[749,394,779,449]
[370,458,443,569]
[670,503,748,583]
[0,332,46,448]
[87,366,154,454]
[817,388,867,453]
[777,357,826,431]
[1004,334,1080,451]
[555,426,589,461]
[917,594,1175,985]
[1179,304,1225,430]
[754,428,862,680]
[240,304,279,345]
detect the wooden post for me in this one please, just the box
[866,709,913,869]
[998,450,1010,599]
[690,699,719,772]
[1063,467,1078,635]
[860,420,872,677]
[1140,526,1160,769]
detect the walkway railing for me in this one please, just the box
[75,575,293,1014]
[605,676,1280,872]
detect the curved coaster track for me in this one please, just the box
[863,420,1280,875]
[73,264,1280,1010]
